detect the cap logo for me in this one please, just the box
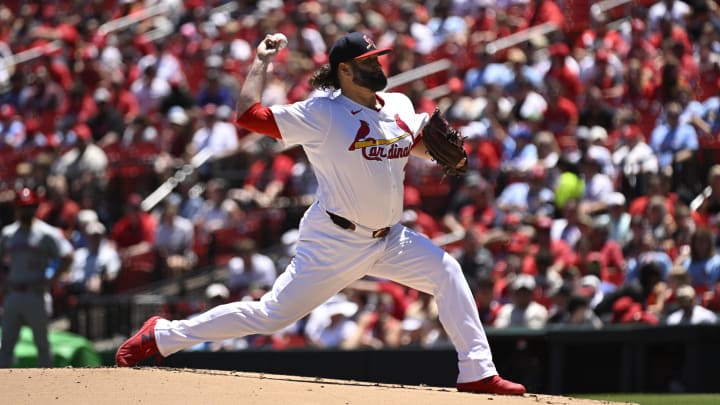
[363,35,376,50]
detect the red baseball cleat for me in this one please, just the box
[115,316,163,367]
[456,375,526,395]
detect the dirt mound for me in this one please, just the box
[1,367,633,405]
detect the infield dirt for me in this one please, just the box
[0,367,637,404]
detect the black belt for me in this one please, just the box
[326,211,390,238]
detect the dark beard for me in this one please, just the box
[350,64,387,92]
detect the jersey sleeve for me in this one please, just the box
[270,97,333,148]
[236,103,282,140]
[389,92,429,137]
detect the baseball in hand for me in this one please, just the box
[269,33,288,50]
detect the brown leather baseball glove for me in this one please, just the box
[422,108,468,177]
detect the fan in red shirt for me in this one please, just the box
[695,39,720,102]
[624,18,658,62]
[402,186,441,239]
[587,49,625,105]
[240,146,295,209]
[650,15,692,52]
[542,80,579,151]
[110,193,157,253]
[442,172,499,235]
[620,58,661,136]
[627,173,677,218]
[573,11,627,56]
[35,175,80,234]
[521,216,574,276]
[544,42,583,103]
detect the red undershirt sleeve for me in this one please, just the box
[236,102,282,140]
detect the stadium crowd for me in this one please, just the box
[1,0,720,351]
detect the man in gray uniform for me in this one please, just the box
[0,188,74,367]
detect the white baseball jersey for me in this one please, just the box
[271,92,429,229]
[155,91,499,384]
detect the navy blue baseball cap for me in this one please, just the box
[329,32,391,72]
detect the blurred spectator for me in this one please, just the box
[196,56,235,108]
[442,171,499,234]
[404,291,439,326]
[575,125,614,177]
[665,284,718,325]
[596,261,666,322]
[110,193,156,257]
[500,123,538,177]
[274,228,299,275]
[553,158,585,211]
[64,221,120,296]
[494,274,549,329]
[579,274,606,310]
[401,186,441,239]
[19,65,65,134]
[612,124,658,200]
[86,87,125,144]
[227,238,277,298]
[579,149,614,215]
[677,227,720,294]
[551,198,584,249]
[521,216,573,277]
[173,177,204,221]
[235,141,293,209]
[473,276,501,326]
[70,209,99,249]
[304,294,360,349]
[51,123,108,199]
[453,226,495,284]
[496,165,554,219]
[0,103,24,149]
[625,232,672,285]
[543,42,582,103]
[130,64,171,115]
[691,164,720,229]
[650,101,698,192]
[595,192,632,246]
[193,178,237,234]
[154,197,195,277]
[160,78,195,115]
[547,283,574,324]
[187,103,238,163]
[627,173,676,218]
[562,294,603,328]
[120,115,158,147]
[575,219,626,286]
[351,291,403,349]
[610,295,659,325]
[648,0,691,29]
[109,71,140,122]
[162,106,194,159]
[578,87,615,135]
[35,174,80,233]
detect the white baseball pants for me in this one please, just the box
[154,203,497,383]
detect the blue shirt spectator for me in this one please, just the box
[650,102,698,169]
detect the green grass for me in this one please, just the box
[575,393,720,405]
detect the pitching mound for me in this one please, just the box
[2,367,632,405]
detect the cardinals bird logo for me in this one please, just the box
[348,118,412,161]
